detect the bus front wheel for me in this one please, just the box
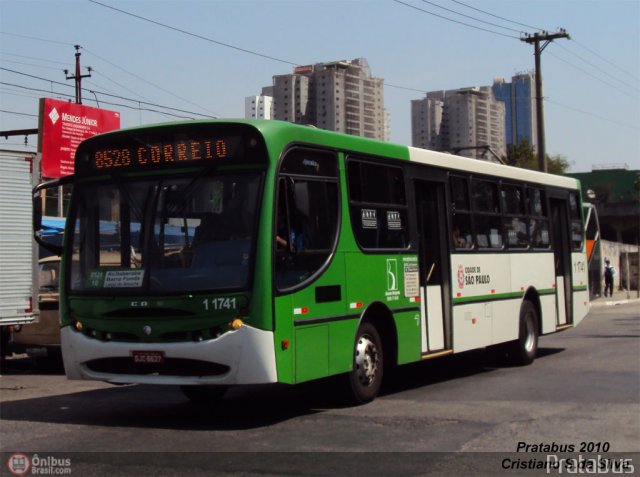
[344,322,384,404]
[510,300,539,366]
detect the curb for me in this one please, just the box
[591,297,640,308]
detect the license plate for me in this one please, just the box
[132,350,164,364]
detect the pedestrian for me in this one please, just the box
[603,258,616,297]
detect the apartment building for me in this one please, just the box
[270,58,387,141]
[411,86,506,161]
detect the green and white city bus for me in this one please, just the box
[35,119,589,404]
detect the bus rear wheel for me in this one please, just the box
[344,322,384,405]
[510,300,539,366]
[180,385,228,403]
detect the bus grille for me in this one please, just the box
[85,358,230,377]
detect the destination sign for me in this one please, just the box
[92,138,234,170]
[74,124,265,175]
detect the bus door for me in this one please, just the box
[550,198,573,326]
[414,180,451,354]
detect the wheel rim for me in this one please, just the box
[355,333,380,387]
[523,313,536,353]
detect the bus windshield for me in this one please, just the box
[69,172,262,294]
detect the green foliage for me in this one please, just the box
[504,139,571,174]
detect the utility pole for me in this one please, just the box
[64,45,92,104]
[521,29,569,173]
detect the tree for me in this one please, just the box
[504,139,571,174]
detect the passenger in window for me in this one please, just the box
[276,228,302,253]
[508,217,527,247]
[276,215,304,254]
[453,226,467,248]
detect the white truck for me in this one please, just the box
[0,149,39,357]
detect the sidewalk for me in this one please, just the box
[590,289,640,308]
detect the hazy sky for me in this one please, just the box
[1,0,638,172]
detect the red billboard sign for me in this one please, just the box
[38,98,120,178]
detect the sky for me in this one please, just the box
[1,0,638,173]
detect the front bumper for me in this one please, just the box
[61,324,278,386]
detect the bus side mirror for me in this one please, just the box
[33,194,43,232]
[33,178,72,256]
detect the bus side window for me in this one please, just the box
[450,176,473,249]
[502,184,528,248]
[275,149,339,290]
[528,188,550,248]
[472,179,502,249]
[569,192,583,250]
[347,160,409,250]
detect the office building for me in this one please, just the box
[492,72,537,150]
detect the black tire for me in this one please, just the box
[180,385,228,403]
[344,322,384,405]
[509,300,539,366]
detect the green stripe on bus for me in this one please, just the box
[453,291,524,305]
[452,287,559,305]
[537,288,557,296]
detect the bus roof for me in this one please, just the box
[80,119,579,190]
[408,146,580,189]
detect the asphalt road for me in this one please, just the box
[1,302,638,476]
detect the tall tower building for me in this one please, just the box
[492,72,537,150]
[270,59,386,141]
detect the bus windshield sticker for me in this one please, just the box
[361,209,377,229]
[104,270,145,288]
[387,211,402,230]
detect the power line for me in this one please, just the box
[385,83,428,94]
[420,0,523,34]
[444,3,639,89]
[1,36,221,117]
[0,31,75,47]
[88,71,155,104]
[88,0,300,66]
[547,49,640,102]
[0,51,71,67]
[449,0,545,32]
[81,47,220,117]
[0,67,217,118]
[1,33,219,116]
[571,38,640,82]
[0,81,200,121]
[392,0,518,39]
[554,43,639,93]
[0,87,45,101]
[0,58,64,72]
[0,109,39,118]
[545,98,639,131]
[0,67,74,90]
